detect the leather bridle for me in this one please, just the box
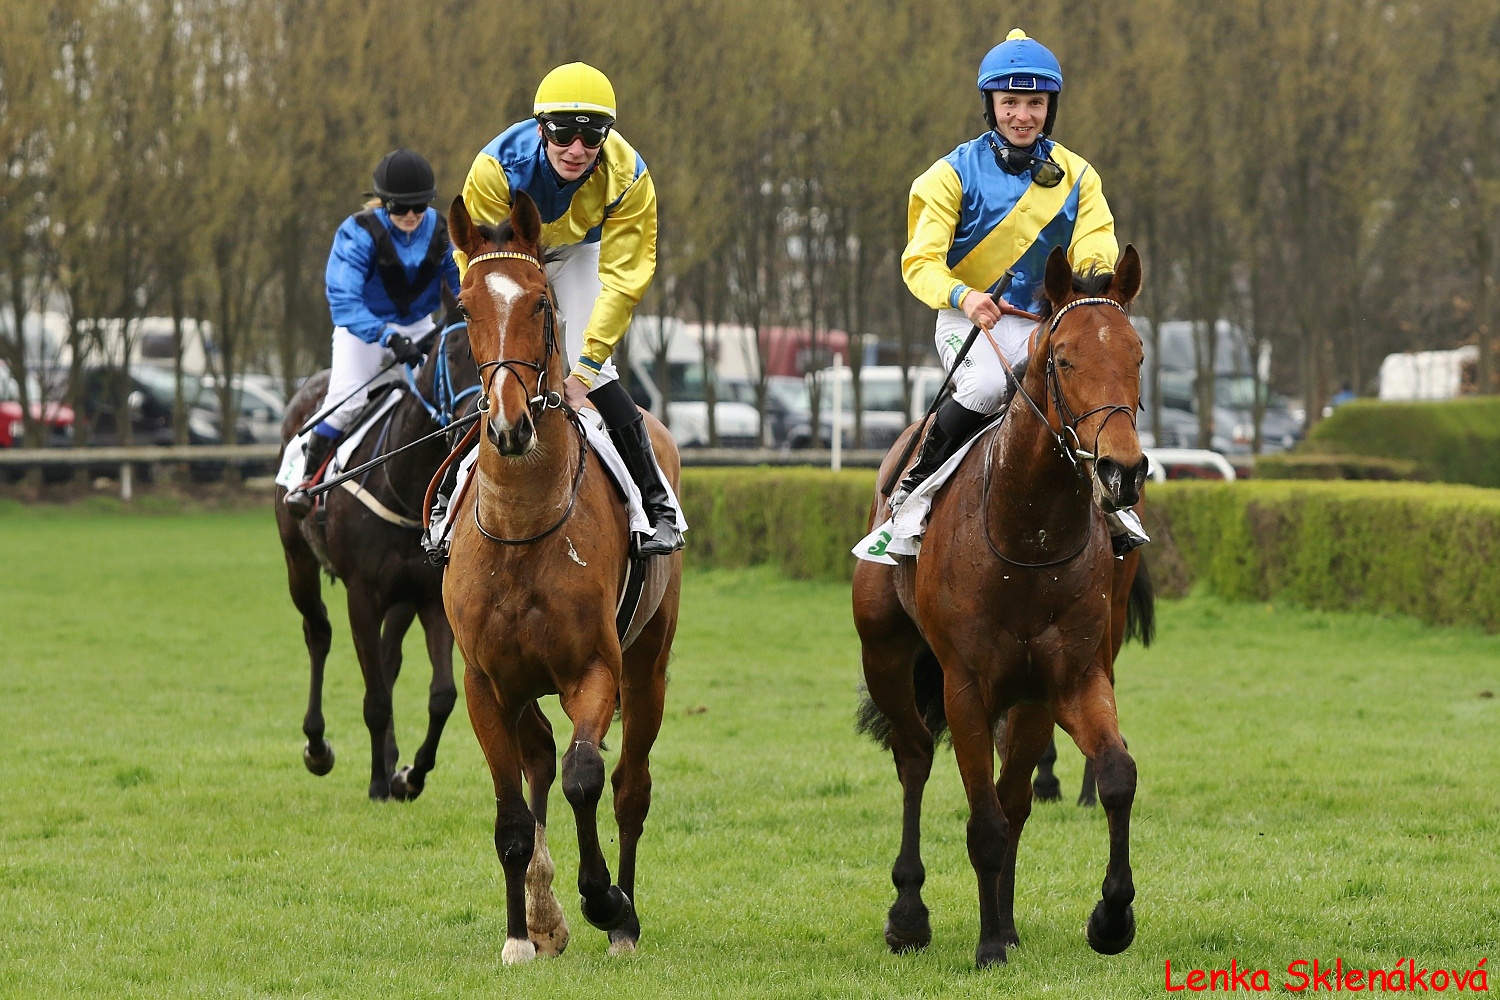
[465,250,566,421]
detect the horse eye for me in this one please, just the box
[1058,357,1073,369]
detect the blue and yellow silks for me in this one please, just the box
[902,135,1117,314]
[458,121,657,367]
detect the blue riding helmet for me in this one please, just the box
[978,29,1063,135]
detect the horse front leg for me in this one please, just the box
[608,608,674,956]
[518,702,568,958]
[943,665,1011,968]
[560,657,631,934]
[1054,663,1138,956]
[377,602,417,780]
[390,602,458,802]
[994,704,1057,951]
[464,665,538,965]
[345,587,397,800]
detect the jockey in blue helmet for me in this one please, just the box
[894,28,1120,510]
[285,148,460,518]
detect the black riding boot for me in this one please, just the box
[889,398,988,511]
[285,433,335,520]
[590,381,684,557]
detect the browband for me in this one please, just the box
[466,250,544,270]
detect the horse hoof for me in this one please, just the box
[1032,775,1061,802]
[607,930,638,956]
[303,741,335,776]
[580,886,632,932]
[530,918,570,958]
[1077,792,1098,808]
[975,940,1009,968]
[501,937,536,965]
[367,780,390,801]
[883,908,931,954]
[389,766,424,802]
[1086,901,1136,955]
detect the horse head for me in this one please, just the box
[448,191,555,457]
[1033,244,1147,512]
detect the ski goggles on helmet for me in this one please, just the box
[539,113,612,149]
[987,134,1065,188]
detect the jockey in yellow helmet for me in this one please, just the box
[458,63,680,556]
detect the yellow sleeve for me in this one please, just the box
[580,167,658,366]
[901,160,969,311]
[1068,166,1118,275]
[455,151,512,277]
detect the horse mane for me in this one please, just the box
[1036,264,1117,321]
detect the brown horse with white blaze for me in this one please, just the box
[442,192,682,964]
[854,245,1151,968]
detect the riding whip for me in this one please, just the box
[880,269,1016,498]
[303,409,480,499]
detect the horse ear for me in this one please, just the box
[1043,245,1073,308]
[510,191,543,248]
[1111,244,1143,305]
[448,195,484,258]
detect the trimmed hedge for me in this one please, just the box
[1253,451,1427,482]
[1306,397,1500,487]
[680,469,1500,631]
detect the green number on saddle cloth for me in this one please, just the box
[866,529,893,558]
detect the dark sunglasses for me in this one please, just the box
[987,135,1065,188]
[541,118,610,149]
[387,202,428,217]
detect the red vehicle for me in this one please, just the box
[0,363,74,448]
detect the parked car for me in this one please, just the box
[788,366,945,450]
[1153,370,1302,454]
[0,362,74,448]
[626,361,760,447]
[199,372,286,445]
[78,365,223,446]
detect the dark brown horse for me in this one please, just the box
[854,245,1151,968]
[441,192,682,963]
[275,315,479,800]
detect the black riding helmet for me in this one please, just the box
[371,148,437,204]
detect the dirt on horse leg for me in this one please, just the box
[1055,669,1138,956]
[944,669,1011,968]
[560,660,631,934]
[518,702,568,958]
[1032,735,1061,802]
[390,603,458,802]
[283,536,335,776]
[465,666,538,965]
[994,705,1056,950]
[377,603,417,778]
[607,621,672,955]
[346,589,397,800]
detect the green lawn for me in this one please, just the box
[0,507,1496,998]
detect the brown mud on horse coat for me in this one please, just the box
[275,313,478,801]
[441,192,682,964]
[854,245,1152,968]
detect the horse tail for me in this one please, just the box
[856,647,949,749]
[1125,558,1156,648]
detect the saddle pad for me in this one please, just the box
[853,415,1002,564]
[616,551,673,650]
[275,389,405,489]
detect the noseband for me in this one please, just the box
[467,250,565,421]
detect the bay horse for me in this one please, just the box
[441,192,682,963]
[853,245,1151,968]
[275,310,479,800]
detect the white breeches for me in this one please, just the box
[546,241,619,388]
[934,310,1039,414]
[324,317,434,431]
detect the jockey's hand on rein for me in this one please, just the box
[386,333,425,366]
[960,289,1003,330]
[563,375,590,413]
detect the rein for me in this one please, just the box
[978,295,1135,569]
[463,246,590,546]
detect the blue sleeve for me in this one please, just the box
[325,220,388,344]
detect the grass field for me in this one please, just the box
[1,505,1497,998]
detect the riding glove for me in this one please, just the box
[385,332,425,366]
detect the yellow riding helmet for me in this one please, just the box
[533,63,617,119]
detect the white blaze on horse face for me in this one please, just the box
[1097,324,1112,344]
[484,271,526,431]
